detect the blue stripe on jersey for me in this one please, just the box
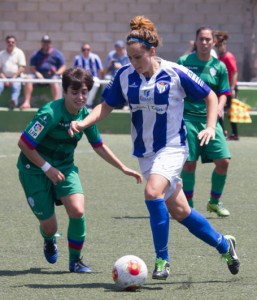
[217,88,231,96]
[22,131,38,148]
[127,71,146,156]
[95,59,100,72]
[103,65,130,108]
[82,58,86,69]
[90,137,103,147]
[89,58,94,76]
[174,67,211,100]
[152,71,170,152]
[127,70,141,104]
[74,58,79,67]
[132,111,146,156]
[179,119,186,146]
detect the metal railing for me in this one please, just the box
[0,77,256,87]
[0,78,110,84]
[0,78,256,111]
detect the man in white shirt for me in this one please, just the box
[0,35,26,109]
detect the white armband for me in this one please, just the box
[41,162,51,172]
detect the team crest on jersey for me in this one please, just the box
[140,89,154,102]
[28,121,44,138]
[156,82,169,93]
[210,67,217,76]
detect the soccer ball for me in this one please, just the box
[112,255,148,291]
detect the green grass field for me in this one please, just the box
[1,133,257,300]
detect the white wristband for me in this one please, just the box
[41,162,51,172]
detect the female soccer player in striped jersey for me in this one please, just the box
[69,16,240,279]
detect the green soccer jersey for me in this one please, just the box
[177,52,230,120]
[17,98,102,174]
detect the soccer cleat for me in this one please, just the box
[152,258,170,280]
[69,258,92,273]
[207,202,230,217]
[44,238,58,264]
[222,235,240,275]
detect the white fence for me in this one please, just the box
[0,77,256,87]
[0,78,110,84]
[0,78,256,109]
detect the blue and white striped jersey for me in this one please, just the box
[102,58,211,157]
[73,53,103,78]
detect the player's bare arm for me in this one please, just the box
[198,90,218,145]
[69,102,113,137]
[93,143,143,184]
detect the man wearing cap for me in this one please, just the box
[20,35,66,110]
[103,40,130,80]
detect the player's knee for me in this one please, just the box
[144,186,163,200]
[215,158,230,171]
[183,161,196,172]
[68,207,84,218]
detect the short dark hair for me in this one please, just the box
[195,26,215,40]
[5,35,16,42]
[62,67,94,93]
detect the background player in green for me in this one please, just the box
[17,67,142,273]
[177,26,231,217]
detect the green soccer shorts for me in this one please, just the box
[18,166,84,221]
[185,120,231,163]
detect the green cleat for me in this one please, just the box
[152,258,170,280]
[207,201,230,217]
[222,235,240,275]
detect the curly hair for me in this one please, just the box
[214,30,229,44]
[127,15,161,48]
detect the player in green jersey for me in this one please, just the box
[17,67,142,273]
[177,27,231,217]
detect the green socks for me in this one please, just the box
[182,170,227,206]
[210,172,227,204]
[68,215,86,263]
[181,170,195,208]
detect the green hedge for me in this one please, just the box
[0,86,256,136]
[237,88,257,109]
[0,108,256,136]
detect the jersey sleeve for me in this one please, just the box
[216,62,231,96]
[101,68,127,107]
[20,107,55,150]
[173,64,211,100]
[225,53,237,73]
[83,124,103,148]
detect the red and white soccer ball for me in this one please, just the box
[112,255,148,291]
